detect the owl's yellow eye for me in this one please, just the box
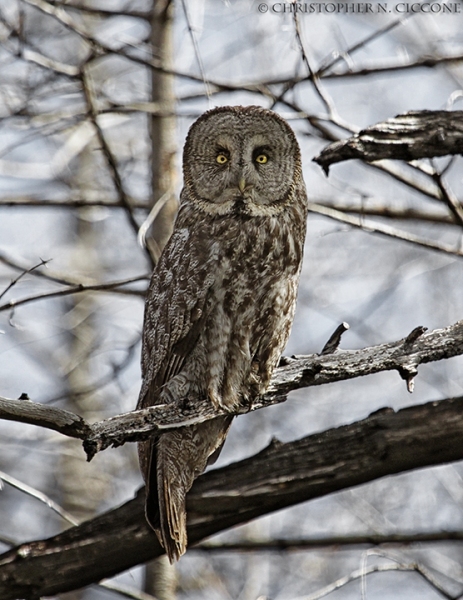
[255,154,268,164]
[216,153,228,164]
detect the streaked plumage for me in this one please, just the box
[137,105,308,561]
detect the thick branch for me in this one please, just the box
[2,321,462,457]
[314,110,463,172]
[2,396,463,598]
[83,319,463,458]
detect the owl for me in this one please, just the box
[137,105,308,562]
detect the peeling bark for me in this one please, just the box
[314,110,463,172]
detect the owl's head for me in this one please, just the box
[182,105,303,217]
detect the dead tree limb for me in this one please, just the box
[0,395,90,439]
[313,110,463,173]
[83,318,463,456]
[1,320,463,458]
[2,395,463,598]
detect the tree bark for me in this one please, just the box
[313,110,463,173]
[2,395,463,599]
[144,2,178,596]
[2,320,463,456]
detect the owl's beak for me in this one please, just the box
[238,177,246,194]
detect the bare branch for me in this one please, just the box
[179,0,211,100]
[321,53,463,81]
[432,170,463,228]
[317,17,407,77]
[194,530,463,552]
[22,47,80,77]
[0,196,149,209]
[80,319,463,457]
[20,0,248,91]
[0,275,147,313]
[45,1,150,20]
[3,395,463,598]
[320,322,350,355]
[0,258,50,301]
[0,470,79,526]
[81,69,143,249]
[313,110,463,172]
[301,561,455,600]
[292,13,355,135]
[2,321,462,456]
[308,203,463,258]
[98,580,158,600]
[306,201,457,226]
[0,395,90,439]
[280,98,454,210]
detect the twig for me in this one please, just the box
[399,327,428,391]
[0,470,79,526]
[303,201,456,226]
[363,548,458,600]
[44,1,150,19]
[432,171,463,228]
[292,11,355,134]
[308,202,463,258]
[307,556,457,600]
[80,68,143,252]
[98,580,158,600]
[0,275,147,313]
[317,17,408,77]
[45,334,141,404]
[403,326,428,351]
[0,196,149,209]
[22,47,79,76]
[194,530,463,552]
[0,258,50,301]
[321,53,463,80]
[180,0,212,102]
[320,322,350,355]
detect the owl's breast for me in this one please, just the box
[194,216,302,411]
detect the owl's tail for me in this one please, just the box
[144,416,233,563]
[142,431,188,562]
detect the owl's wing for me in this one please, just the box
[137,221,228,560]
[137,224,217,411]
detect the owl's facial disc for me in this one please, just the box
[183,109,300,216]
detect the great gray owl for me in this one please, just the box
[137,105,308,562]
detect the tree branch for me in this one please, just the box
[3,395,463,598]
[307,202,463,258]
[313,110,463,173]
[0,275,147,313]
[0,395,90,439]
[82,319,463,458]
[194,530,463,552]
[2,320,462,458]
